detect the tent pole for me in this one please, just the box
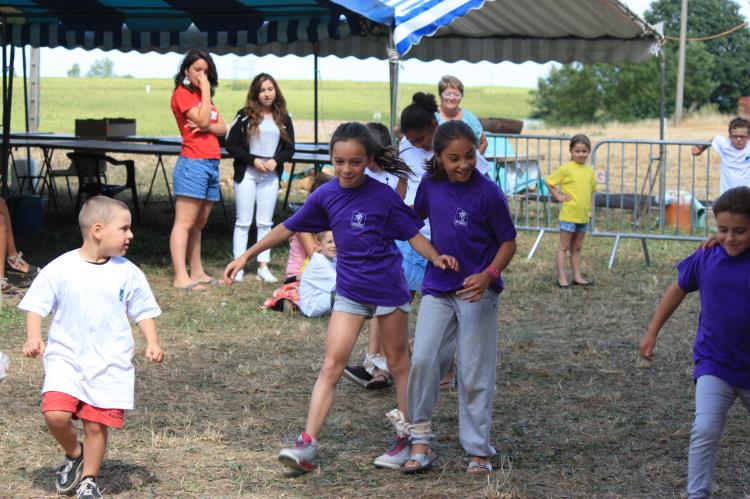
[387,29,399,145]
[314,52,318,145]
[22,45,31,165]
[1,25,14,196]
[2,25,6,195]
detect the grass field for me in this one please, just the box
[1,164,749,497]
[0,77,532,136]
[1,95,749,496]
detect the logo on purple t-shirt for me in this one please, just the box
[351,211,367,230]
[454,208,469,227]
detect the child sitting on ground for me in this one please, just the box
[19,196,163,499]
[283,173,332,283]
[692,117,750,194]
[262,230,337,315]
[298,230,337,317]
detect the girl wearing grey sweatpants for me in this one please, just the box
[399,120,517,475]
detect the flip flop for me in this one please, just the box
[177,282,207,292]
[572,280,594,287]
[466,460,493,475]
[196,277,219,286]
[556,281,570,288]
[401,452,436,474]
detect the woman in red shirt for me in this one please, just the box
[169,49,227,290]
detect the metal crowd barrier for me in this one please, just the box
[485,133,717,268]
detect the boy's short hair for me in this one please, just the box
[713,186,750,218]
[728,117,750,133]
[78,196,130,233]
[315,230,332,242]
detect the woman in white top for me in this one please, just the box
[226,73,295,282]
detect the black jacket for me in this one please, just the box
[225,108,295,183]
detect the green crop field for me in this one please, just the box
[0,77,532,136]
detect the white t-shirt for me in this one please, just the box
[399,137,432,238]
[365,167,400,191]
[249,116,281,159]
[18,250,161,409]
[711,135,750,194]
[299,253,336,317]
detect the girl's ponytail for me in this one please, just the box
[330,122,412,180]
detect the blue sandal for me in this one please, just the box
[401,452,436,474]
[466,460,493,475]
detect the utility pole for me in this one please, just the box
[675,0,688,123]
[29,48,40,131]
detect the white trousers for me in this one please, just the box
[687,375,750,499]
[232,167,279,263]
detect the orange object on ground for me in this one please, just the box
[665,196,693,232]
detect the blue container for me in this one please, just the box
[8,194,44,235]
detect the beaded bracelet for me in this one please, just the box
[484,266,500,280]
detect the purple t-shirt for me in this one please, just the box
[677,246,750,389]
[283,176,423,306]
[414,170,517,296]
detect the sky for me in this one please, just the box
[17,0,750,88]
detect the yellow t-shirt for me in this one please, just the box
[545,161,597,223]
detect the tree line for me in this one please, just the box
[531,0,750,125]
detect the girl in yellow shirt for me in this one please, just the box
[545,134,596,288]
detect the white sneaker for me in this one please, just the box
[234,269,244,282]
[256,267,278,283]
[373,435,411,469]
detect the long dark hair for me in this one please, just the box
[174,48,219,97]
[424,120,477,182]
[244,73,291,144]
[713,186,750,218]
[400,92,438,133]
[330,122,411,179]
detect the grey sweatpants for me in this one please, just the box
[408,290,500,457]
[687,375,750,499]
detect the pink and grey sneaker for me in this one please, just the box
[373,435,411,469]
[278,432,318,472]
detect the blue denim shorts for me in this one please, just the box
[559,221,590,233]
[332,294,410,318]
[173,156,220,201]
[395,239,427,291]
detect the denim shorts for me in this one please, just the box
[395,239,427,291]
[559,221,590,233]
[332,294,410,318]
[173,156,220,202]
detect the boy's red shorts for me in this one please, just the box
[41,391,124,428]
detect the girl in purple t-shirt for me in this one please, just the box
[223,122,458,473]
[403,121,517,475]
[640,186,750,498]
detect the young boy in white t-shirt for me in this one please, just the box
[19,196,163,499]
[299,230,337,317]
[693,117,750,194]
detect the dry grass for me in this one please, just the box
[2,212,750,497]
[2,114,749,497]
